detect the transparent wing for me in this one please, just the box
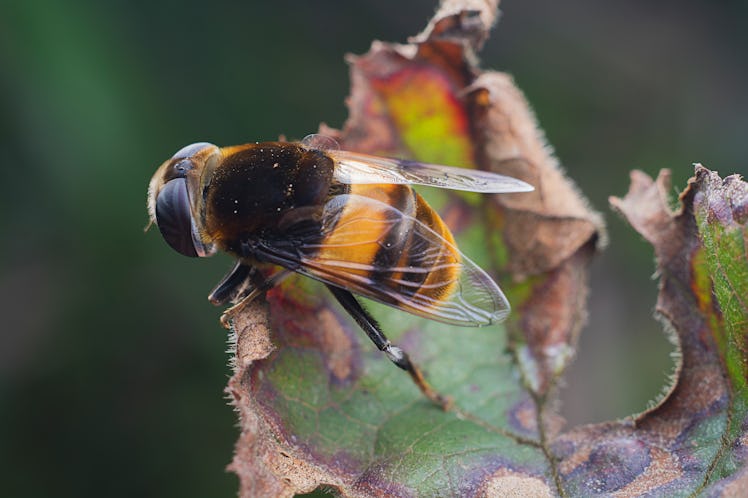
[258,194,510,326]
[328,149,534,193]
[301,133,340,151]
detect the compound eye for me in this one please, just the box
[155,178,198,257]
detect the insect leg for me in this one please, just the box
[218,269,293,329]
[209,262,255,305]
[326,285,452,410]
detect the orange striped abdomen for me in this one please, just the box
[315,183,461,309]
[392,191,460,304]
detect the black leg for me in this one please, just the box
[326,285,452,410]
[217,267,292,329]
[209,262,255,305]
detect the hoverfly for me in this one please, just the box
[147,135,533,408]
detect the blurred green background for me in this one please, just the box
[1,0,746,496]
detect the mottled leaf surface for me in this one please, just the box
[556,166,748,497]
[221,1,748,496]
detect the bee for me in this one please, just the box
[147,134,533,408]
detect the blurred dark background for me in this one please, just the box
[1,0,745,496]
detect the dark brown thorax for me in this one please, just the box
[202,142,334,254]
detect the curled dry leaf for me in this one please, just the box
[216,1,742,496]
[224,0,603,496]
[550,166,748,496]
